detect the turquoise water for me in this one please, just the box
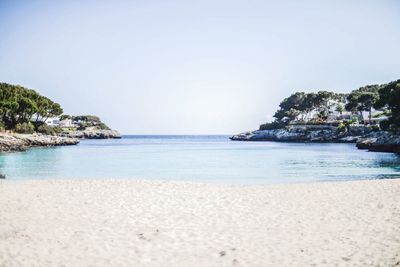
[0,135,399,184]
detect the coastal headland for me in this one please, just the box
[231,79,400,153]
[230,125,400,153]
[0,83,121,152]
[0,129,121,152]
[0,179,399,267]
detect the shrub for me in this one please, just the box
[97,122,110,130]
[370,125,380,132]
[60,114,72,121]
[350,118,359,125]
[337,122,347,133]
[379,120,390,131]
[73,115,100,123]
[290,120,341,127]
[37,124,63,135]
[37,124,53,135]
[259,121,287,130]
[15,122,34,134]
[77,123,89,131]
[53,126,63,134]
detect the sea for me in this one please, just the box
[1,135,399,184]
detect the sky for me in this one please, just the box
[0,0,399,134]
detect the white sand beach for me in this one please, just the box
[0,179,400,267]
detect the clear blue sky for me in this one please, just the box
[0,0,399,134]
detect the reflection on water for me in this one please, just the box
[0,135,399,184]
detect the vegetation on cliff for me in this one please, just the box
[260,79,399,134]
[60,115,110,130]
[0,82,114,135]
[374,80,400,133]
[345,85,380,122]
[0,83,63,132]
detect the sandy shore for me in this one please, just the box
[0,179,400,267]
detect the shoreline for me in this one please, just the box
[231,127,400,153]
[0,129,121,152]
[1,179,399,266]
[0,132,79,152]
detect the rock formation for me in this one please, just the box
[59,129,121,139]
[230,125,371,143]
[0,133,79,152]
[231,125,400,153]
[356,132,400,153]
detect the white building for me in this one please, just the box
[45,118,60,127]
[59,119,76,128]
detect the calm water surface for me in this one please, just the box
[0,135,399,184]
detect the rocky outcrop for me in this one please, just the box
[230,125,371,143]
[231,125,400,153]
[0,133,79,152]
[59,129,121,139]
[356,132,400,153]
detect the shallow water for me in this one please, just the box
[1,135,399,184]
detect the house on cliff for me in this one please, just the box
[45,118,60,127]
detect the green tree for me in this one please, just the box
[345,85,380,123]
[374,79,400,133]
[273,92,306,122]
[335,103,344,115]
[0,82,63,129]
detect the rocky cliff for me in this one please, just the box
[59,129,121,139]
[0,133,79,152]
[231,125,400,153]
[356,132,400,153]
[230,125,371,143]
